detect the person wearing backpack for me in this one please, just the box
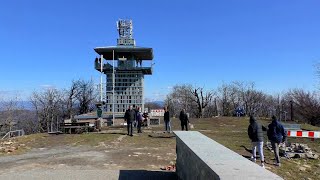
[267,115,287,166]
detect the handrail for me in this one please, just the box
[2,129,25,140]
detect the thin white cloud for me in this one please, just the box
[40,85,56,89]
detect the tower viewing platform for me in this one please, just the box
[93,19,154,116]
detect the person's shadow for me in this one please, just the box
[240,145,272,165]
[240,145,253,159]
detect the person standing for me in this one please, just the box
[133,104,137,128]
[164,106,171,133]
[142,110,149,126]
[267,115,287,166]
[179,109,189,131]
[124,105,136,136]
[248,116,265,168]
[136,107,143,133]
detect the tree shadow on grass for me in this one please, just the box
[119,170,177,180]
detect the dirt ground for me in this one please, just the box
[0,129,176,175]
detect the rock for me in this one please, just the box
[306,153,319,160]
[299,167,306,171]
[286,153,295,158]
[317,164,320,167]
[303,164,311,168]
[5,148,14,153]
[285,172,291,176]
[294,153,306,158]
[3,141,13,145]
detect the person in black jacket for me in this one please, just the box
[164,106,171,133]
[267,115,287,166]
[179,109,189,131]
[248,116,265,168]
[124,105,136,136]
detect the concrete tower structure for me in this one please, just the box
[94,19,153,119]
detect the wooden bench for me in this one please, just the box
[60,122,90,134]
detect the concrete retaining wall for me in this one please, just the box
[174,131,283,180]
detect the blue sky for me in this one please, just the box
[0,0,319,101]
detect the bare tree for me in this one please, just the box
[0,97,21,132]
[63,80,81,120]
[191,87,214,118]
[74,79,97,114]
[166,84,195,117]
[165,84,214,118]
[283,89,320,126]
[0,95,38,134]
[30,88,64,132]
[217,83,234,116]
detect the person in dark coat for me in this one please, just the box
[133,104,138,128]
[124,105,136,136]
[179,109,189,131]
[164,106,171,133]
[267,115,287,166]
[248,116,265,168]
[136,107,143,133]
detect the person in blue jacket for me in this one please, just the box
[267,115,287,166]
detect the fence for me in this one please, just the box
[2,130,25,139]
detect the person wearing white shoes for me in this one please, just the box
[248,115,265,168]
[267,115,287,167]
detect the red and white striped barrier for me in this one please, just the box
[287,130,320,139]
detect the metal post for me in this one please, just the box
[100,55,104,103]
[290,100,293,121]
[284,111,287,122]
[112,50,115,125]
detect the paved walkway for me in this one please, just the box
[0,169,177,180]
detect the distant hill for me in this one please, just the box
[152,101,165,107]
[18,101,34,110]
[144,100,165,109]
[0,101,34,111]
